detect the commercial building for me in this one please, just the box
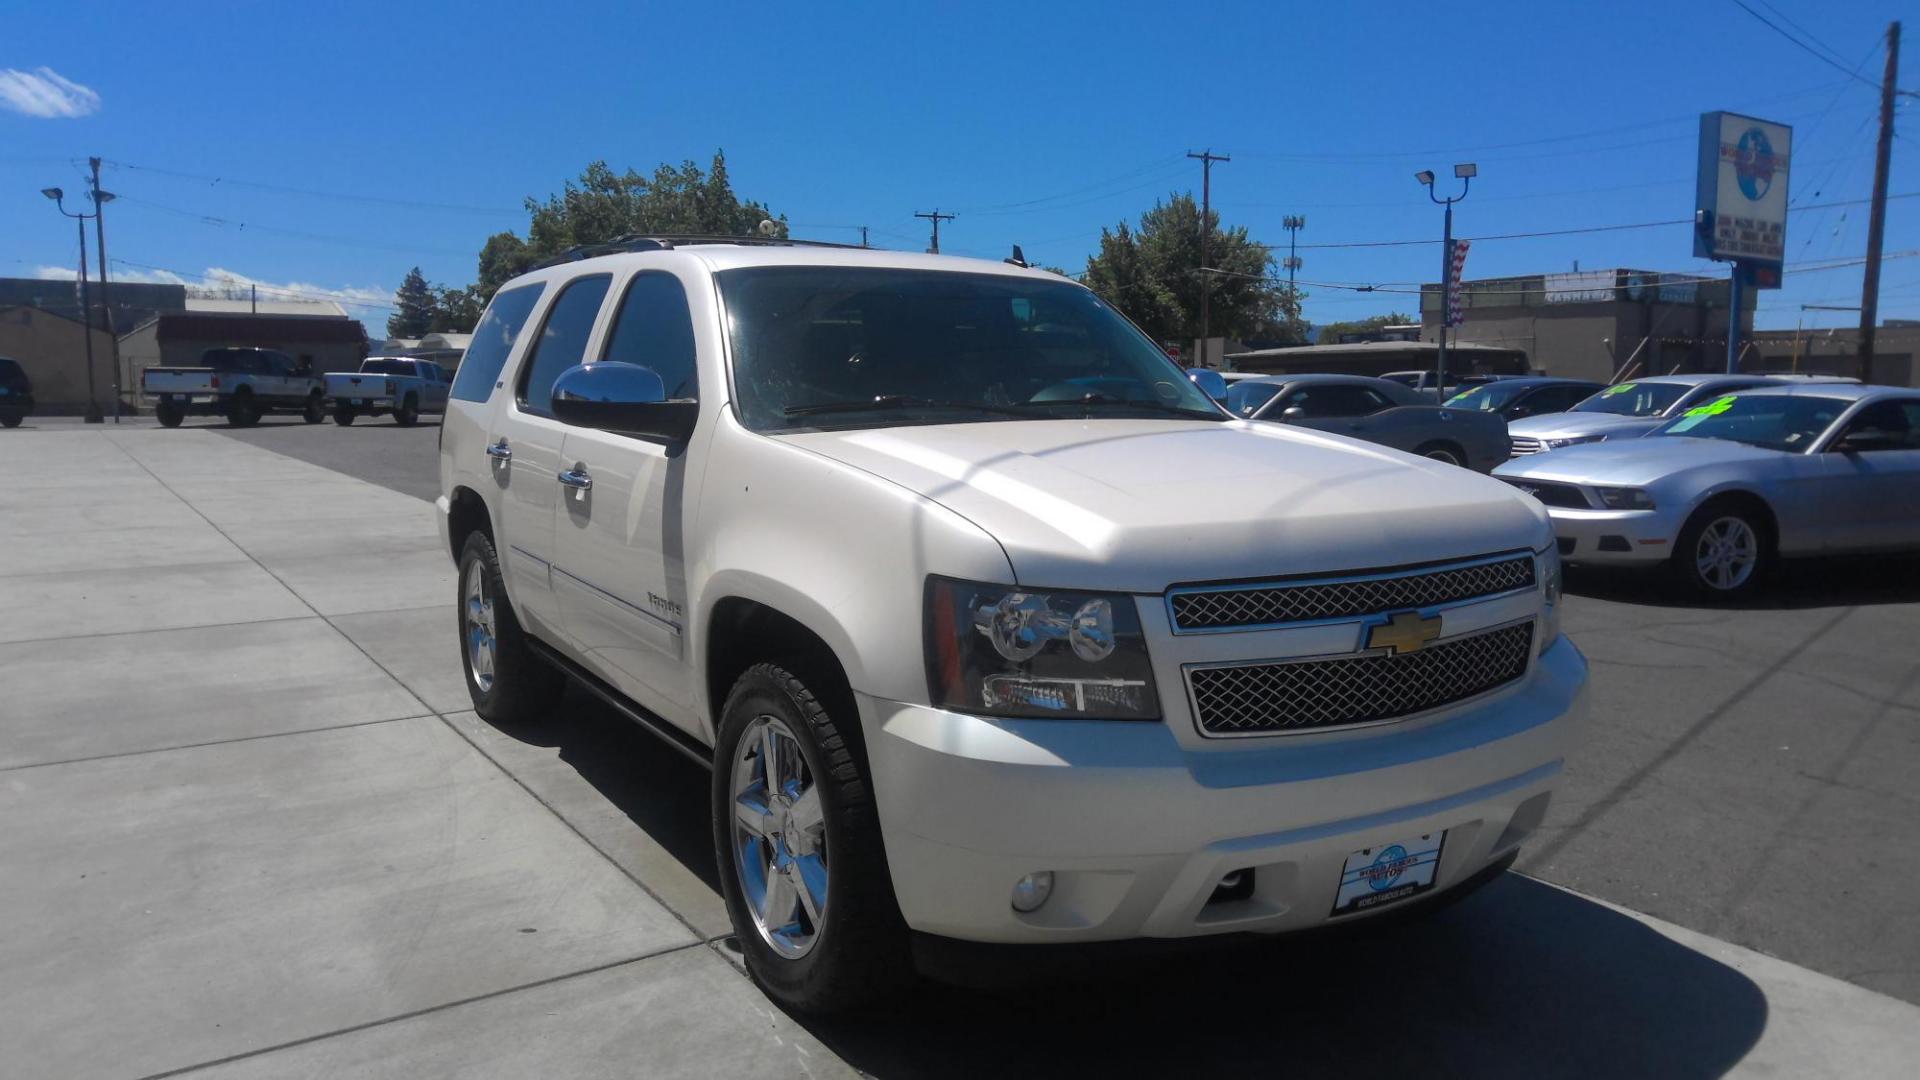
[369,332,472,368]
[1418,268,1752,384]
[0,305,118,413]
[119,312,368,407]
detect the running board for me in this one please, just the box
[527,637,714,770]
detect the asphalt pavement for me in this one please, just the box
[4,416,1918,1077]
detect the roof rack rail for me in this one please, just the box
[527,233,863,271]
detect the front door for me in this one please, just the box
[493,273,615,641]
[552,270,702,733]
[1814,398,1920,551]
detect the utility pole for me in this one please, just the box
[89,157,122,422]
[1857,20,1901,384]
[1282,215,1305,336]
[1187,150,1229,367]
[859,225,869,249]
[914,210,954,254]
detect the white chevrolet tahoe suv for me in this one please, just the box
[436,237,1588,1013]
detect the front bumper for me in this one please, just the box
[1548,506,1686,565]
[864,635,1587,945]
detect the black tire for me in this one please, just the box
[333,405,356,426]
[303,393,326,424]
[1671,499,1772,598]
[226,390,259,427]
[713,662,912,1015]
[0,413,22,429]
[1413,441,1466,467]
[456,531,562,724]
[395,393,420,427]
[155,402,185,428]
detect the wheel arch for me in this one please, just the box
[446,484,493,562]
[1690,487,1779,551]
[701,584,864,756]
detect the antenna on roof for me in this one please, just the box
[1004,244,1029,268]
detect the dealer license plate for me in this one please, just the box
[350,398,365,405]
[1331,831,1446,916]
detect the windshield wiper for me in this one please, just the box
[784,395,1033,419]
[1008,392,1222,420]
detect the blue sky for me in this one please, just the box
[2,0,1913,336]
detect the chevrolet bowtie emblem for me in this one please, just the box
[1367,611,1443,655]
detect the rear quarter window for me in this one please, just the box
[450,283,546,403]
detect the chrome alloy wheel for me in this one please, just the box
[463,559,497,692]
[730,714,828,960]
[1695,516,1758,591]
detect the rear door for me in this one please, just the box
[552,269,704,731]
[492,273,616,642]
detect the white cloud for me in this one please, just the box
[34,264,392,310]
[0,67,101,119]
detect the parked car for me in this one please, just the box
[1494,384,1920,596]
[144,347,325,427]
[1226,373,1511,471]
[1380,370,1517,400]
[1504,373,1856,456]
[0,357,34,428]
[1444,377,1606,421]
[324,356,453,426]
[438,238,1585,1012]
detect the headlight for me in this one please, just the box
[1538,545,1563,650]
[1544,434,1606,450]
[925,577,1158,720]
[1593,486,1655,510]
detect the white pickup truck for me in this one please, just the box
[438,238,1587,1014]
[324,357,452,426]
[144,347,325,427]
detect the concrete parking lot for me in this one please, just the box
[5,416,1920,1077]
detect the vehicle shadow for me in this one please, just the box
[803,874,1770,1079]
[506,690,1771,1078]
[1567,551,1920,610]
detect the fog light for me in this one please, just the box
[1011,871,1054,913]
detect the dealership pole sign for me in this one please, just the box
[1694,111,1791,278]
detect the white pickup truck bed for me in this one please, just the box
[324,358,452,426]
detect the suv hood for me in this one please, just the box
[1507,412,1663,440]
[782,419,1550,592]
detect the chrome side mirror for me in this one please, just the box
[1186,367,1228,403]
[1281,406,1307,421]
[550,362,697,443]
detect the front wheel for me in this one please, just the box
[1673,503,1769,597]
[1414,441,1465,468]
[456,531,562,723]
[0,413,22,429]
[713,662,911,1015]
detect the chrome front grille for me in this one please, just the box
[1187,620,1536,736]
[1509,436,1543,455]
[1168,554,1535,633]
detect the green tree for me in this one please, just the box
[387,267,435,338]
[1082,193,1282,350]
[1313,312,1418,345]
[475,151,785,296]
[428,285,486,334]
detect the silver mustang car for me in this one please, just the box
[1504,373,1854,457]
[1493,384,1920,595]
[1225,373,1511,471]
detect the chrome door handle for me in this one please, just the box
[486,442,512,462]
[557,468,593,491]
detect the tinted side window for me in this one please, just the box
[1289,385,1386,418]
[450,283,546,403]
[601,272,699,399]
[1227,382,1280,417]
[518,275,613,415]
[1840,400,1920,450]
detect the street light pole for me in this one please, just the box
[89,157,122,422]
[1417,164,1476,396]
[42,187,103,423]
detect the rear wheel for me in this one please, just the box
[456,531,562,723]
[226,391,259,427]
[1672,501,1770,598]
[303,393,325,424]
[333,404,356,426]
[714,662,911,1015]
[395,393,420,427]
[0,413,22,429]
[155,402,184,428]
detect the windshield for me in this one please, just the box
[1654,393,1849,452]
[719,267,1225,432]
[1571,381,1688,417]
[361,359,417,376]
[1444,382,1531,411]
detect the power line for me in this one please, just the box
[100,159,524,216]
[115,195,475,259]
[913,209,955,253]
[1730,0,1905,94]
